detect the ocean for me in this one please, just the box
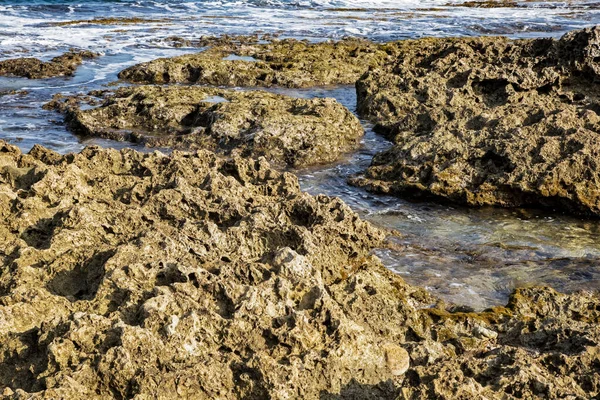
[1,0,600,59]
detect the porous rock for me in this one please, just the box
[0,140,400,399]
[351,26,600,216]
[118,38,390,88]
[0,141,599,399]
[49,85,363,167]
[0,51,97,79]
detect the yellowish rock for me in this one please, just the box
[383,343,410,376]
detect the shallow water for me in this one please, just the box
[2,0,600,309]
[288,87,600,309]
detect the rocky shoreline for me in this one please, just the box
[1,25,600,399]
[45,85,363,167]
[351,27,600,216]
[1,141,599,398]
[118,38,389,88]
[0,51,97,79]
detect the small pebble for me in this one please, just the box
[383,343,410,376]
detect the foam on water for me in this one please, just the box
[1,0,599,58]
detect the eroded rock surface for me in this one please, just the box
[0,141,403,398]
[400,286,600,399]
[0,141,599,399]
[49,85,363,167]
[118,38,389,88]
[49,17,169,26]
[352,27,600,215]
[0,51,97,79]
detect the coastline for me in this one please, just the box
[1,2,600,397]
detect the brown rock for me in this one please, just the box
[118,38,390,88]
[0,142,599,398]
[50,85,363,167]
[383,343,410,376]
[49,17,169,27]
[351,26,600,216]
[0,51,98,79]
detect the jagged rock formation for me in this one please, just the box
[47,86,363,167]
[0,142,599,399]
[351,27,600,216]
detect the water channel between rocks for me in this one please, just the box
[5,38,600,309]
[3,57,600,310]
[286,86,600,310]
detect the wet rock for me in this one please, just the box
[43,92,104,114]
[0,90,28,97]
[118,38,389,88]
[50,85,363,167]
[0,142,599,398]
[0,51,98,79]
[49,17,170,27]
[351,27,600,216]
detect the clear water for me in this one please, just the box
[2,0,600,309]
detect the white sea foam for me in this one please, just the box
[0,0,598,60]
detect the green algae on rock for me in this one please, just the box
[118,38,389,88]
[0,141,599,398]
[0,51,98,79]
[48,85,363,167]
[351,27,600,216]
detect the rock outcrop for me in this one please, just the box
[118,38,389,88]
[0,141,599,399]
[352,27,600,216]
[0,51,97,79]
[49,86,363,167]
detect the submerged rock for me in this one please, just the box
[49,17,170,26]
[118,38,389,88]
[49,85,363,167]
[352,27,600,216]
[149,33,279,49]
[0,51,97,79]
[0,141,599,398]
